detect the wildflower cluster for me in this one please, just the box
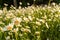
[0,4,60,40]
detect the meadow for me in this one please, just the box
[0,3,60,40]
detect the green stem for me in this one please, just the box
[48,0,51,6]
[15,32,18,40]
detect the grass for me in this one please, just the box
[0,3,60,40]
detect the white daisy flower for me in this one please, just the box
[12,17,22,25]
[6,23,14,31]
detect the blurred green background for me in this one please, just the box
[0,0,60,8]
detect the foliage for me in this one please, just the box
[0,3,60,40]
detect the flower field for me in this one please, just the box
[0,4,60,40]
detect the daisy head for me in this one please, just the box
[12,17,22,25]
[6,23,14,31]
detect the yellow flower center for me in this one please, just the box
[14,20,20,25]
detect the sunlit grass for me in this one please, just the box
[0,3,60,40]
